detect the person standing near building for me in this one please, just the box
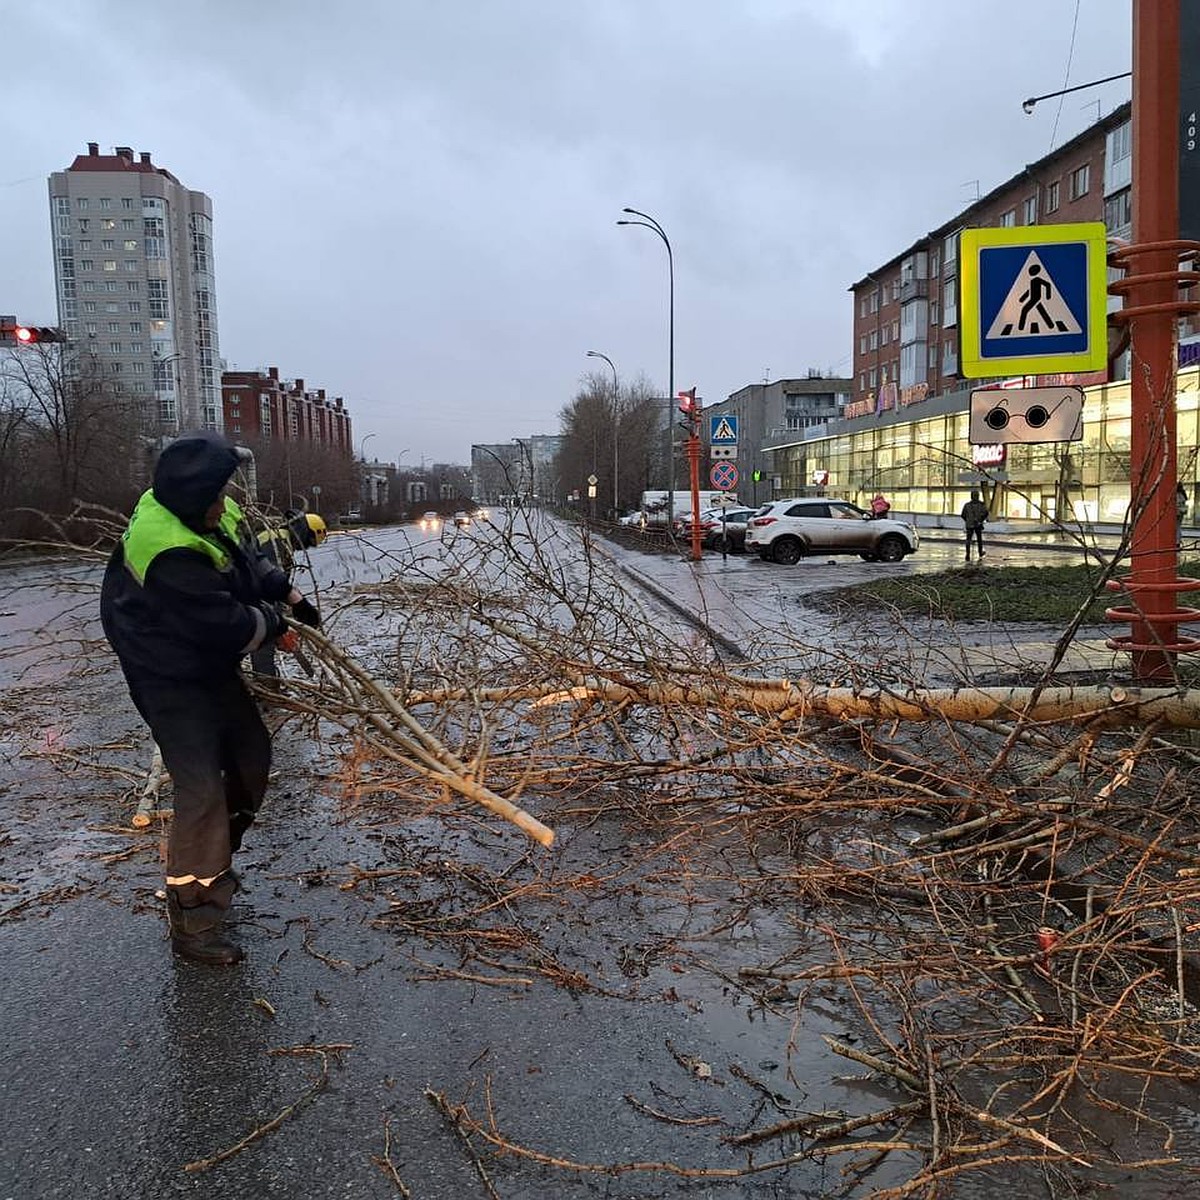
[1176,483,1188,546]
[869,493,891,519]
[961,489,989,562]
[100,431,322,966]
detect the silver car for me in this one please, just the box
[746,498,919,564]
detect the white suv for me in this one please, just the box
[746,498,919,564]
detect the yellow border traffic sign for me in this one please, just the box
[959,222,1108,378]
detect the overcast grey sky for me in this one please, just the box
[3,0,1132,464]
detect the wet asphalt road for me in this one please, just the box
[1,520,1192,1198]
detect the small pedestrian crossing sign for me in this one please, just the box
[710,415,738,444]
[959,222,1107,379]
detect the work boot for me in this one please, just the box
[171,927,245,966]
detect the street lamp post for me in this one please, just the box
[617,207,675,528]
[586,350,619,513]
[359,432,377,509]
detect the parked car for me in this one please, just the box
[419,511,442,532]
[746,498,919,564]
[675,506,758,552]
[453,510,471,528]
[617,510,645,528]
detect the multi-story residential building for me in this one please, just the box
[758,102,1148,525]
[471,435,564,504]
[705,374,851,507]
[848,102,1129,413]
[48,143,221,433]
[221,366,353,456]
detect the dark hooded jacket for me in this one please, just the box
[100,431,292,685]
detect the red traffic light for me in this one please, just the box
[12,325,68,345]
[677,388,698,415]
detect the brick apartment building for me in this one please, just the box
[848,101,1131,416]
[221,366,353,455]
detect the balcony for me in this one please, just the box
[899,277,929,303]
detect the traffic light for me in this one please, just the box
[752,469,764,482]
[677,388,698,415]
[13,325,69,345]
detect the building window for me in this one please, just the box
[105,302,119,312]
[84,322,97,335]
[124,260,137,272]
[83,301,96,313]
[870,289,881,313]
[859,372,866,390]
[77,198,89,210]
[121,218,135,231]
[101,219,115,231]
[880,325,889,346]
[1045,180,1060,213]
[869,329,878,351]
[107,321,121,332]
[129,321,142,332]
[109,341,122,354]
[891,279,900,301]
[859,335,867,354]
[1023,194,1038,224]
[999,209,1016,227]
[79,239,92,252]
[892,320,899,340]
[943,279,957,327]
[128,301,141,312]
[127,281,140,292]
[930,249,940,275]
[99,198,111,210]
[130,341,143,353]
[108,361,122,374]
[123,239,137,251]
[132,361,146,374]
[101,239,114,251]
[1111,121,1131,163]
[82,281,95,292]
[928,343,938,368]
[868,368,878,388]
[944,233,958,270]
[148,280,169,318]
[943,340,957,372]
[859,297,868,318]
[930,299,940,325]
[1105,188,1132,230]
[103,260,116,272]
[1070,163,1090,199]
[105,281,118,292]
[80,259,93,271]
[122,197,134,209]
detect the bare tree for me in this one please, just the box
[556,373,663,515]
[0,343,143,530]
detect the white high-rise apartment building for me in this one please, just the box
[48,142,221,433]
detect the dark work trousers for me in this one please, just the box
[129,674,271,933]
[965,525,984,559]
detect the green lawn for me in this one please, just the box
[809,560,1200,624]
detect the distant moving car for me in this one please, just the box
[472,506,490,521]
[419,511,442,532]
[675,506,758,551]
[746,498,919,564]
[453,510,471,528]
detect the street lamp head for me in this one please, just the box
[621,207,636,214]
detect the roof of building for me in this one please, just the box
[64,144,181,185]
[847,100,1131,291]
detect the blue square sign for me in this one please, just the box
[959,222,1108,378]
[710,414,738,444]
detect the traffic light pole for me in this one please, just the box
[687,413,702,563]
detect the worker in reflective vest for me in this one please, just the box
[100,431,322,966]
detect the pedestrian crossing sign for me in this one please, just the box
[710,414,738,444]
[959,222,1108,379]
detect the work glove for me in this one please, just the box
[290,596,322,629]
[278,629,300,654]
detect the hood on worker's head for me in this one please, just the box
[152,431,244,524]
